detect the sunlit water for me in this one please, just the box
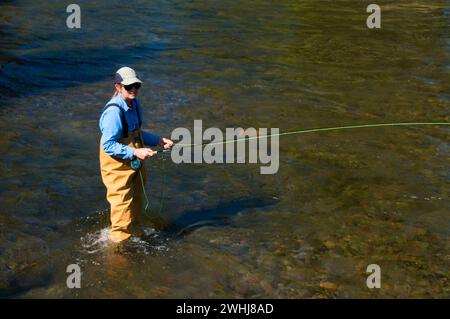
[0,0,448,298]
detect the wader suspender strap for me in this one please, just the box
[103,101,142,138]
[104,103,129,138]
[134,101,144,146]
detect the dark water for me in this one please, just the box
[0,0,448,298]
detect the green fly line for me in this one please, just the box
[177,122,450,148]
[140,121,449,214]
[139,149,167,215]
[139,169,150,211]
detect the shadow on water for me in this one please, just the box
[160,196,277,238]
[74,195,276,256]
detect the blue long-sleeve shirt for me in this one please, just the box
[99,95,160,160]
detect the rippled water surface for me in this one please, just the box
[0,0,448,298]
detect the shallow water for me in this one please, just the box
[0,0,448,298]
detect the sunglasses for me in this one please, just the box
[123,83,141,91]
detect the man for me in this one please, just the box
[99,66,173,242]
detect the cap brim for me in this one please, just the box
[121,77,142,85]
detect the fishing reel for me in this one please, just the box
[130,157,142,170]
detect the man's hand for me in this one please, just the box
[158,137,174,150]
[134,148,158,160]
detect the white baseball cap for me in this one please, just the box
[114,67,142,85]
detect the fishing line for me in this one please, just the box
[140,121,449,215]
[139,169,150,211]
[137,150,167,215]
[176,122,450,148]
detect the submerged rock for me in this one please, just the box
[0,230,51,297]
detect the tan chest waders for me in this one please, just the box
[99,103,146,242]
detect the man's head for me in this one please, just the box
[114,67,142,100]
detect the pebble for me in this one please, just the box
[323,241,335,249]
[320,282,337,290]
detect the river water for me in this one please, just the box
[0,0,448,298]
